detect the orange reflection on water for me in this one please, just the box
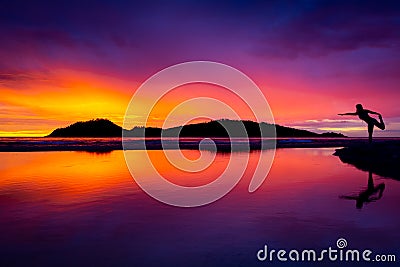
[0,148,348,204]
[0,151,132,205]
[0,148,397,209]
[146,149,228,187]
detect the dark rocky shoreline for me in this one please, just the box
[334,141,400,180]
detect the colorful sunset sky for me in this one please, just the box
[0,0,399,137]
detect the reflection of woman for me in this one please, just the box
[340,171,385,209]
[338,104,385,143]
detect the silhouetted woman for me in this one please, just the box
[338,104,385,143]
[340,171,385,209]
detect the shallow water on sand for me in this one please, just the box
[0,148,399,266]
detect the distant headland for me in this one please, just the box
[47,118,346,138]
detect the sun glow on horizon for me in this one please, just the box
[1,68,399,137]
[0,69,133,136]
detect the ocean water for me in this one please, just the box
[0,148,399,266]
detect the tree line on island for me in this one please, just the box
[47,118,346,138]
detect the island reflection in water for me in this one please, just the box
[0,148,399,267]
